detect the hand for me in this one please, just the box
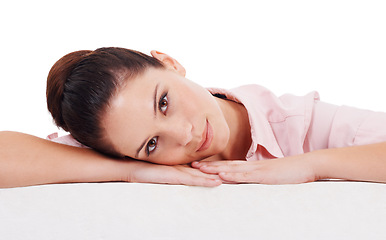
[124,160,222,187]
[192,155,317,184]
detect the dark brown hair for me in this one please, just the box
[46,47,164,156]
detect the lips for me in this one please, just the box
[196,120,213,152]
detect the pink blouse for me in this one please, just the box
[208,84,386,161]
[48,84,386,161]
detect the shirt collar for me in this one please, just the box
[207,85,284,160]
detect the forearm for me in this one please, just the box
[312,142,386,183]
[0,131,132,188]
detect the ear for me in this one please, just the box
[150,50,186,76]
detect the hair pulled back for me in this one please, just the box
[46,47,164,156]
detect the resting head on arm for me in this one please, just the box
[0,48,227,188]
[46,47,251,166]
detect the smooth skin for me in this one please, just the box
[103,51,251,165]
[0,131,221,188]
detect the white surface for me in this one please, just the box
[1,181,385,240]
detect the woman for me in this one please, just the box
[1,47,386,188]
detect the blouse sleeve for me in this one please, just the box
[306,102,386,151]
[329,105,386,148]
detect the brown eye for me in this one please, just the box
[161,98,168,107]
[159,94,168,113]
[146,137,158,155]
[149,138,156,147]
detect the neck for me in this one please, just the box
[215,97,251,160]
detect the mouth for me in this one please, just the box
[196,119,213,152]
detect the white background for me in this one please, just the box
[1,0,385,138]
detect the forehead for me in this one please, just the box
[103,69,161,156]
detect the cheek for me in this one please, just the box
[177,82,213,110]
[149,146,192,165]
[177,92,201,113]
[152,153,192,165]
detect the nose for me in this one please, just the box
[162,120,193,146]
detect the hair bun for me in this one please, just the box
[46,50,92,131]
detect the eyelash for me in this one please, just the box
[146,92,169,156]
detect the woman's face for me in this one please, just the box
[103,67,230,165]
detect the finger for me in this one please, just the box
[191,161,202,169]
[177,165,221,178]
[198,162,253,174]
[186,169,235,184]
[179,176,222,187]
[150,171,222,187]
[192,160,244,168]
[174,166,223,187]
[218,178,240,184]
[219,172,259,183]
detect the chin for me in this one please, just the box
[213,133,230,155]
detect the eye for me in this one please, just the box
[146,137,158,155]
[159,93,168,114]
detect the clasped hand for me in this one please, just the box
[192,155,317,185]
[127,154,317,187]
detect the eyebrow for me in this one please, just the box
[135,84,159,158]
[153,83,159,118]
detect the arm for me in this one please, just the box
[314,142,386,183]
[0,131,221,188]
[192,142,386,184]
